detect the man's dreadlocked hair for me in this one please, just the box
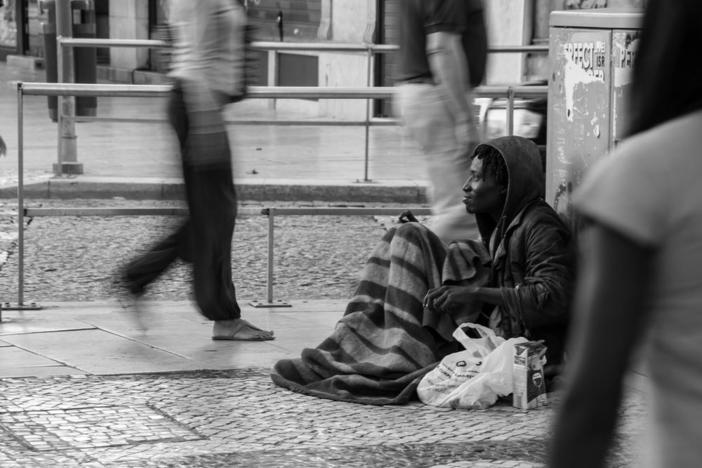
[474,145,508,188]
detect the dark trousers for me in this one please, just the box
[125,85,240,321]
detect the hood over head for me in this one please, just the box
[472,136,545,243]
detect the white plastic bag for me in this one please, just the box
[444,337,528,409]
[452,323,504,357]
[417,322,527,409]
[416,323,499,406]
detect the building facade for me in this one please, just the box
[1,0,645,116]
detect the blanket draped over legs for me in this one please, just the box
[271,223,491,405]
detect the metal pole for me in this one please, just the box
[250,207,289,308]
[267,208,275,303]
[17,85,24,306]
[363,47,372,182]
[55,0,81,175]
[507,86,515,136]
[267,50,278,110]
[56,34,63,174]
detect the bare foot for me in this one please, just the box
[212,319,274,341]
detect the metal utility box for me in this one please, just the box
[546,8,642,219]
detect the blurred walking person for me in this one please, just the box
[396,0,488,243]
[122,0,273,341]
[549,1,702,466]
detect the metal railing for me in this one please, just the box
[55,37,549,181]
[57,37,551,54]
[55,38,404,181]
[14,81,546,310]
[22,205,433,308]
[46,79,547,181]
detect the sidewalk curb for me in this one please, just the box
[0,176,430,203]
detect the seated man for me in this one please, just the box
[272,136,574,405]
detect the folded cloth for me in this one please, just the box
[271,223,491,405]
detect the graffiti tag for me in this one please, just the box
[564,41,606,80]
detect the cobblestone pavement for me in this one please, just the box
[0,369,645,467]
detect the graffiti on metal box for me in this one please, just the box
[563,41,606,80]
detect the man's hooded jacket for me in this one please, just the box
[474,136,574,368]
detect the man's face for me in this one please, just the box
[462,157,506,215]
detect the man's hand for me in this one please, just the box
[0,135,6,157]
[424,285,480,315]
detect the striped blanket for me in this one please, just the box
[271,222,491,405]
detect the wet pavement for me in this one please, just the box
[0,61,426,197]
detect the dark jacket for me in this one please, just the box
[475,137,574,368]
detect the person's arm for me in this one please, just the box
[500,218,573,328]
[548,223,655,468]
[426,31,475,152]
[425,283,503,313]
[427,215,572,321]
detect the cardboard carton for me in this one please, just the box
[512,341,548,410]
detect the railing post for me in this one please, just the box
[9,84,42,314]
[55,0,83,175]
[507,86,515,136]
[267,208,275,303]
[267,50,278,110]
[17,85,24,306]
[250,208,291,308]
[362,45,372,182]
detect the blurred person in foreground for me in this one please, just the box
[121,0,273,341]
[0,135,6,157]
[549,1,702,466]
[396,0,488,244]
[272,136,573,404]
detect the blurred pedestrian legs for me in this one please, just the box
[121,0,273,341]
[395,0,488,244]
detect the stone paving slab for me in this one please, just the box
[1,329,209,375]
[0,366,87,379]
[0,300,342,377]
[0,346,61,368]
[0,316,96,336]
[0,369,644,467]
